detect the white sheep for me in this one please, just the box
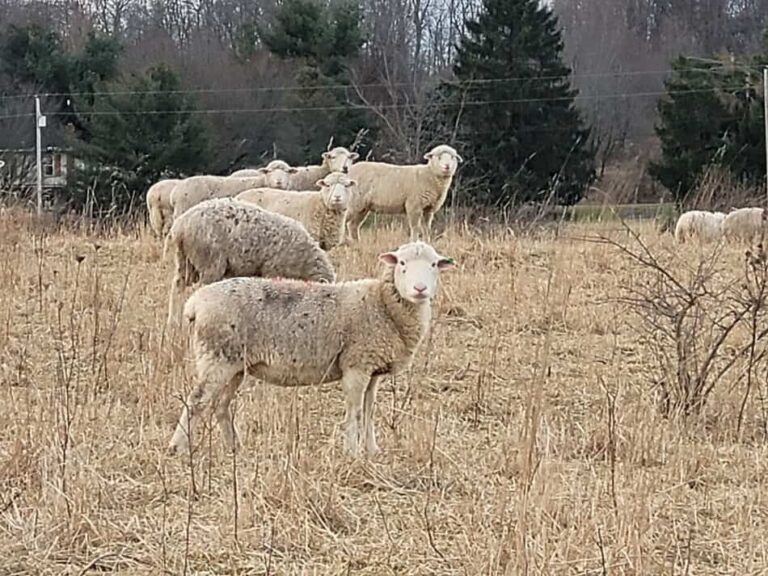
[345,144,463,243]
[287,146,359,190]
[236,171,356,250]
[146,178,180,237]
[722,207,768,243]
[230,160,297,180]
[170,163,293,221]
[165,197,335,327]
[168,241,456,457]
[674,210,727,243]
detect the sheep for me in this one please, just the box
[146,178,180,237]
[230,160,297,179]
[674,210,727,243]
[722,207,768,243]
[345,144,463,243]
[165,197,335,327]
[167,240,455,457]
[235,171,356,250]
[287,146,359,190]
[170,162,293,221]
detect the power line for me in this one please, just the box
[0,83,758,122]
[0,63,765,103]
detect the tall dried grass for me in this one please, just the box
[1,208,767,575]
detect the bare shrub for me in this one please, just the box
[684,165,766,213]
[604,223,768,421]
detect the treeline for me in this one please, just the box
[0,0,767,215]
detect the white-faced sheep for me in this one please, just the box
[165,197,335,327]
[170,163,293,221]
[674,210,727,243]
[236,171,356,250]
[146,178,180,237]
[287,146,359,190]
[722,207,768,243]
[229,160,297,180]
[345,144,463,243]
[168,241,456,457]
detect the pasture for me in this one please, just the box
[1,209,767,575]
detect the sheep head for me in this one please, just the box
[379,241,456,305]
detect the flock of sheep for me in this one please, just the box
[674,207,768,243]
[144,143,463,457]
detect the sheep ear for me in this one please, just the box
[287,167,299,173]
[437,257,456,271]
[423,151,433,160]
[345,178,357,187]
[455,153,464,163]
[350,152,359,161]
[256,167,269,174]
[315,178,328,188]
[379,252,399,266]
[321,152,330,159]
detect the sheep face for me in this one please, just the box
[322,147,359,174]
[424,144,463,179]
[317,172,356,212]
[379,241,455,304]
[265,162,297,190]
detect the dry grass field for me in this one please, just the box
[1,208,768,575]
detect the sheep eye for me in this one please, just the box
[399,260,405,266]
[431,262,436,267]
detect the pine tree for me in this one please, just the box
[261,0,371,163]
[74,65,209,213]
[650,54,766,204]
[440,0,595,206]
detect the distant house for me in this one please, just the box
[0,146,75,196]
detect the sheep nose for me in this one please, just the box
[414,283,427,293]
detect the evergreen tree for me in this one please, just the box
[260,0,371,163]
[440,0,595,206]
[650,54,766,204]
[74,65,209,212]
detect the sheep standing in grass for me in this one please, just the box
[722,207,768,243]
[230,160,296,179]
[168,241,456,457]
[165,197,335,327]
[236,171,356,250]
[288,146,359,190]
[345,144,463,243]
[146,178,180,237]
[170,162,294,221]
[674,210,727,243]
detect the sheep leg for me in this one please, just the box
[346,210,368,242]
[213,371,245,452]
[423,209,436,242]
[406,208,423,242]
[362,376,380,456]
[166,272,185,328]
[341,368,370,456]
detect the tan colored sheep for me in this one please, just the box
[230,160,297,181]
[288,146,359,190]
[168,241,456,457]
[165,197,335,327]
[674,210,726,243]
[345,144,463,243]
[146,178,180,237]
[236,171,356,250]
[722,207,768,243]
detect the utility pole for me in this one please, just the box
[764,68,768,208]
[34,95,46,216]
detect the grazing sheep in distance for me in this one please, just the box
[165,197,335,327]
[146,178,180,237]
[345,144,463,243]
[674,210,726,243]
[236,171,356,250]
[722,207,768,243]
[288,146,359,190]
[170,163,293,222]
[230,160,297,181]
[168,241,456,457]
